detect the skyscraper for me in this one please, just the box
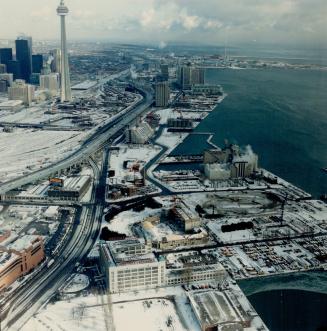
[32,54,43,73]
[15,37,32,82]
[7,60,21,80]
[0,48,13,67]
[57,0,72,102]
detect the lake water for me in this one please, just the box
[169,66,327,330]
[238,271,327,331]
[172,67,327,197]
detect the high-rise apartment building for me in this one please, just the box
[155,81,170,107]
[178,65,205,89]
[191,67,205,85]
[178,65,192,90]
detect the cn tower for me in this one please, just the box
[57,0,72,102]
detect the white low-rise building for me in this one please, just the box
[8,80,34,106]
[165,251,227,287]
[0,100,24,112]
[125,122,154,144]
[100,238,166,294]
[166,264,226,286]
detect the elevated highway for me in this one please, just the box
[0,84,153,195]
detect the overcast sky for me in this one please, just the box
[1,0,326,47]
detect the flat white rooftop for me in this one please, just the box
[72,80,97,90]
[0,100,23,108]
[6,235,40,252]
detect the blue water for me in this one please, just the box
[239,271,327,331]
[171,66,327,329]
[249,289,327,331]
[172,68,327,197]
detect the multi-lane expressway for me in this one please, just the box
[2,151,106,330]
[0,79,153,195]
[0,77,153,330]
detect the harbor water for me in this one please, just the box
[238,271,327,331]
[170,63,327,330]
[172,67,327,197]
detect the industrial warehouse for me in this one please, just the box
[100,238,227,294]
[0,175,92,203]
[0,236,45,291]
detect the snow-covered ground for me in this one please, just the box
[155,128,188,151]
[0,104,56,124]
[0,129,86,182]
[113,298,188,331]
[110,284,267,331]
[22,286,202,331]
[156,191,276,217]
[207,238,322,279]
[61,274,90,294]
[22,294,108,331]
[109,144,160,182]
[208,222,256,243]
[111,286,201,331]
[105,208,161,236]
[152,171,270,193]
[152,107,207,125]
[0,205,59,241]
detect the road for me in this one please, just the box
[0,76,153,330]
[2,154,106,331]
[0,80,153,195]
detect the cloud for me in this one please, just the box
[158,41,167,49]
[30,6,52,18]
[137,2,220,32]
[0,0,326,47]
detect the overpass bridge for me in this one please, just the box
[0,122,85,131]
[0,83,153,195]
